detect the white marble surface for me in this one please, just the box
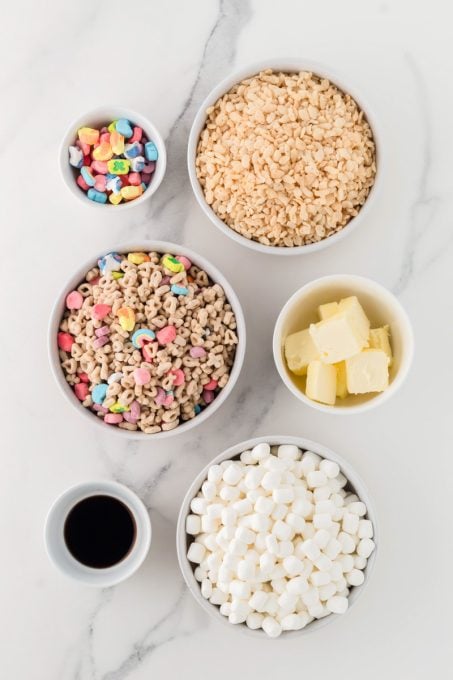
[2,0,451,677]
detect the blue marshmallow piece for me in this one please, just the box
[69,145,83,168]
[171,284,188,296]
[87,188,108,204]
[115,118,133,138]
[144,141,158,161]
[124,142,141,159]
[81,166,96,187]
[92,383,108,404]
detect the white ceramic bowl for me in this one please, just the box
[188,58,382,256]
[48,241,246,440]
[273,275,414,414]
[45,480,151,587]
[177,435,378,638]
[59,106,166,210]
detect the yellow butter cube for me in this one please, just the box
[335,361,348,399]
[309,313,366,364]
[338,296,370,346]
[306,360,337,405]
[369,325,392,366]
[284,329,319,376]
[345,349,389,394]
[318,302,339,320]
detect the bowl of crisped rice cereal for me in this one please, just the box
[188,59,381,255]
[48,242,246,439]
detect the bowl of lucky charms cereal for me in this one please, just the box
[48,243,246,438]
[188,59,381,254]
[59,106,166,208]
[177,436,377,638]
[273,275,414,413]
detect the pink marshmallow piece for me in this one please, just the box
[156,325,176,345]
[66,290,83,310]
[190,346,206,359]
[95,325,110,337]
[134,367,151,385]
[104,413,123,425]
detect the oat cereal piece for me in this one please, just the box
[195,69,376,247]
[58,251,239,433]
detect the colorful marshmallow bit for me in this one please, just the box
[127,252,150,265]
[117,306,135,331]
[109,401,129,414]
[98,252,122,275]
[162,255,184,273]
[66,290,83,310]
[69,118,158,205]
[131,328,156,348]
[92,383,108,404]
[171,284,188,296]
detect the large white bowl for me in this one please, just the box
[176,435,378,638]
[188,58,382,256]
[48,241,246,440]
[59,106,166,210]
[273,275,414,414]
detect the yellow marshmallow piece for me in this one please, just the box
[369,325,392,366]
[338,296,370,346]
[318,302,339,320]
[334,361,348,398]
[309,313,367,364]
[284,329,319,376]
[345,349,389,394]
[306,361,337,405]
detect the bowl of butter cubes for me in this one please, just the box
[273,274,414,413]
[177,436,377,638]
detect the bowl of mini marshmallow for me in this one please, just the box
[177,436,377,638]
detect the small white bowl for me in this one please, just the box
[177,435,378,638]
[273,275,414,414]
[59,106,166,210]
[48,241,246,440]
[188,58,382,256]
[45,480,151,587]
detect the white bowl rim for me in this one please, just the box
[59,105,167,211]
[48,240,246,440]
[273,274,415,414]
[187,57,383,256]
[44,479,152,587]
[176,434,378,638]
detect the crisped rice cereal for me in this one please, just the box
[57,251,239,433]
[196,69,376,248]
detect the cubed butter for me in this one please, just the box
[335,361,348,399]
[369,325,392,366]
[318,302,339,320]
[345,349,389,394]
[284,328,319,376]
[306,360,337,405]
[309,313,366,364]
[338,296,370,346]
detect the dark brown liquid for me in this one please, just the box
[64,495,136,568]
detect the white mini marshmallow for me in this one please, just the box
[348,501,367,516]
[222,463,243,486]
[219,485,240,502]
[326,595,349,614]
[244,467,264,490]
[292,498,314,518]
[207,464,223,483]
[310,570,331,587]
[265,534,279,555]
[313,529,331,549]
[237,559,256,581]
[221,507,237,527]
[346,568,365,586]
[354,555,367,569]
[300,539,321,561]
[250,513,271,533]
[240,450,254,464]
[338,531,356,554]
[318,582,337,601]
[201,480,217,500]
[201,578,212,599]
[276,540,294,558]
[272,520,294,541]
[254,496,274,516]
[358,519,374,539]
[272,487,295,504]
[277,444,301,460]
[246,612,264,629]
[235,526,255,544]
[210,587,228,605]
[271,503,288,521]
[186,514,201,535]
[194,566,207,582]
[232,498,252,516]
[283,555,304,576]
[314,554,332,572]
[190,497,208,515]
[187,542,206,564]
[230,579,251,599]
[307,470,328,489]
[286,575,309,595]
[262,616,282,638]
[219,602,231,617]
[259,551,276,573]
[357,538,375,558]
[319,459,340,479]
[261,471,282,491]
[286,512,306,532]
[249,589,268,612]
[228,539,247,556]
[251,442,271,461]
[313,513,333,530]
[201,515,219,533]
[342,512,360,535]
